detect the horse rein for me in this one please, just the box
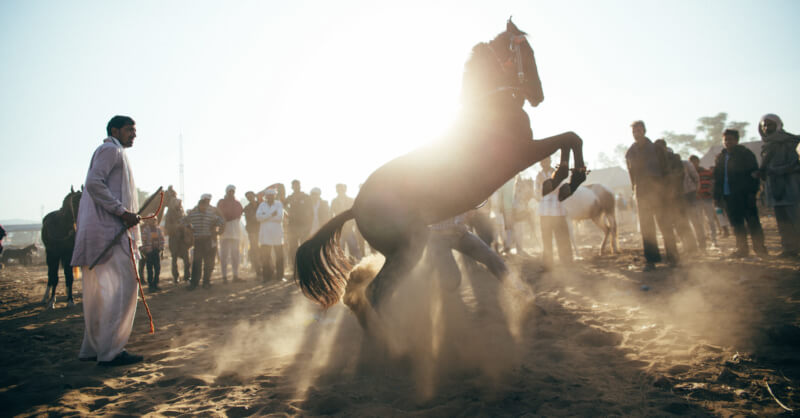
[488,34,527,86]
[472,34,527,105]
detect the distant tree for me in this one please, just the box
[614,143,628,166]
[695,112,750,149]
[660,131,699,158]
[595,152,617,168]
[658,112,751,157]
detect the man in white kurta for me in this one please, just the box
[71,115,143,366]
[256,189,285,281]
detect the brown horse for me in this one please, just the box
[295,20,586,328]
[41,187,82,308]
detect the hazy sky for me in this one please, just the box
[1,0,798,222]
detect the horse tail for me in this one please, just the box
[295,209,356,308]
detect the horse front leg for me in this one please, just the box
[524,132,586,189]
[44,250,59,306]
[62,253,75,306]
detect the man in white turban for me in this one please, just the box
[72,115,143,367]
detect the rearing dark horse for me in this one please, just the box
[296,20,586,323]
[41,187,81,308]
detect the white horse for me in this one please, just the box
[562,184,619,255]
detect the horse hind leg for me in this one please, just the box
[609,212,619,254]
[342,256,384,334]
[366,224,429,309]
[62,253,75,306]
[591,216,609,256]
[43,250,59,307]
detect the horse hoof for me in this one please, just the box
[568,167,587,190]
[552,164,569,185]
[67,300,75,307]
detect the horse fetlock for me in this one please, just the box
[41,286,52,304]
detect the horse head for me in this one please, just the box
[61,188,82,223]
[462,18,544,108]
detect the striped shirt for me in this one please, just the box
[140,223,165,252]
[183,207,224,238]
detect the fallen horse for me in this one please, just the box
[296,19,587,332]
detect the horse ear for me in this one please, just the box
[81,185,85,191]
[71,185,75,193]
[506,18,526,35]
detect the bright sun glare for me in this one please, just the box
[260,18,467,199]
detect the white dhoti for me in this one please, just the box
[79,246,139,362]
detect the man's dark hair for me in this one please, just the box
[654,138,666,148]
[107,115,135,136]
[689,155,699,163]
[723,129,740,140]
[630,120,646,132]
[291,179,300,186]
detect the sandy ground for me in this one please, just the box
[1,217,798,417]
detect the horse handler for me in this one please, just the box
[71,115,144,367]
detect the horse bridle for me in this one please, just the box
[69,192,78,233]
[488,33,527,88]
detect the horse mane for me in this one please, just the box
[460,29,523,105]
[461,42,501,104]
[60,192,77,212]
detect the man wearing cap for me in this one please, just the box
[217,185,244,282]
[713,129,768,258]
[184,194,224,289]
[71,115,143,366]
[759,114,800,257]
[256,188,285,281]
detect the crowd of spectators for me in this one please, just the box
[143,180,363,291]
[136,114,798,287]
[625,114,799,271]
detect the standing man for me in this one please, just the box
[256,189,285,282]
[331,183,361,259]
[539,179,574,270]
[681,155,706,250]
[184,194,224,289]
[243,191,261,276]
[217,185,243,283]
[71,115,143,366]
[713,129,768,258]
[690,155,719,247]
[308,187,330,235]
[140,217,165,292]
[164,199,190,283]
[625,121,679,271]
[759,114,800,258]
[534,156,556,201]
[285,179,311,266]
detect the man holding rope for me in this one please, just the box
[72,115,144,367]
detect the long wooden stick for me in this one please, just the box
[89,186,163,270]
